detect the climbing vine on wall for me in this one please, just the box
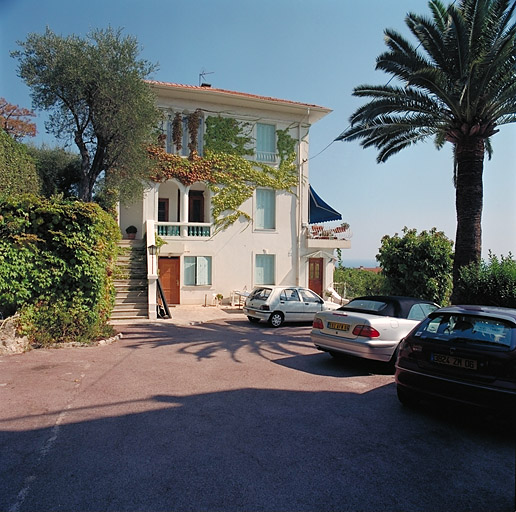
[204,116,254,156]
[147,145,299,232]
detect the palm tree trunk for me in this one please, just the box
[451,137,484,303]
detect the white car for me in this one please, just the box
[311,295,439,363]
[244,286,341,327]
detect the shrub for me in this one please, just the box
[0,129,40,196]
[456,253,516,308]
[0,195,120,345]
[376,227,453,305]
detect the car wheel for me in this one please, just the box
[247,316,260,324]
[268,312,284,327]
[396,385,421,408]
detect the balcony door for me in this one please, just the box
[158,257,180,305]
[189,191,204,222]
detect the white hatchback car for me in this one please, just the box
[243,286,341,327]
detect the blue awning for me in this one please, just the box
[309,185,342,224]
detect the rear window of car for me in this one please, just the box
[341,299,394,316]
[416,314,515,349]
[248,288,272,301]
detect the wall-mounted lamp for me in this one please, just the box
[148,244,157,256]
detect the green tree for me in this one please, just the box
[333,267,386,299]
[377,227,453,304]
[12,27,161,203]
[26,145,81,198]
[336,0,516,302]
[0,130,40,196]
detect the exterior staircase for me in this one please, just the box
[112,240,149,320]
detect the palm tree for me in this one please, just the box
[337,0,516,303]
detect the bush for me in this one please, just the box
[456,253,516,308]
[333,267,386,299]
[376,227,453,305]
[0,129,40,196]
[0,195,120,345]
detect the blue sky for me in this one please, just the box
[1,0,515,265]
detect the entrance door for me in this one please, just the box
[158,257,180,304]
[308,258,323,297]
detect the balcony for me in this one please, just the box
[156,222,212,238]
[305,224,351,250]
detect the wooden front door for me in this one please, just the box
[308,258,323,297]
[158,257,180,305]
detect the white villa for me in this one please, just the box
[118,81,350,319]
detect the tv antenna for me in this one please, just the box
[199,69,214,86]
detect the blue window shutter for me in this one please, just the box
[256,254,275,285]
[256,123,276,162]
[256,189,275,229]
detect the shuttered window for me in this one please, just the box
[255,188,276,230]
[255,254,275,285]
[256,123,276,162]
[184,256,212,285]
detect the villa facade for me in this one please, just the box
[118,81,350,319]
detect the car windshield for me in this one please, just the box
[416,314,515,349]
[248,288,272,301]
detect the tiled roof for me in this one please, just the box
[145,80,330,111]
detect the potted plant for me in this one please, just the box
[126,225,137,240]
[215,293,223,305]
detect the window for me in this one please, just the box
[256,123,276,162]
[280,289,301,302]
[299,289,322,303]
[255,188,276,230]
[184,256,212,286]
[407,303,438,321]
[255,254,275,285]
[168,114,203,156]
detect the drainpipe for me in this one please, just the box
[296,112,305,286]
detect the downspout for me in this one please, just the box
[296,108,309,286]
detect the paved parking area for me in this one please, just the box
[1,316,514,512]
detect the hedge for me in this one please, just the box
[0,195,120,345]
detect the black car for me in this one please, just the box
[395,305,516,413]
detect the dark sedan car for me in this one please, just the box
[395,305,516,413]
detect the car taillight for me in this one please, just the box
[352,325,380,338]
[313,318,324,329]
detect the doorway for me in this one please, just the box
[189,191,204,222]
[308,258,323,297]
[158,257,180,304]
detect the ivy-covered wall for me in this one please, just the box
[149,113,300,231]
[0,195,120,345]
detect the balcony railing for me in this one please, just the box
[156,222,211,238]
[307,224,351,241]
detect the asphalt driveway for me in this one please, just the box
[1,317,514,512]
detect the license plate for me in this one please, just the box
[431,353,477,370]
[327,321,350,331]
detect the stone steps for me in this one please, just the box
[111,240,149,320]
